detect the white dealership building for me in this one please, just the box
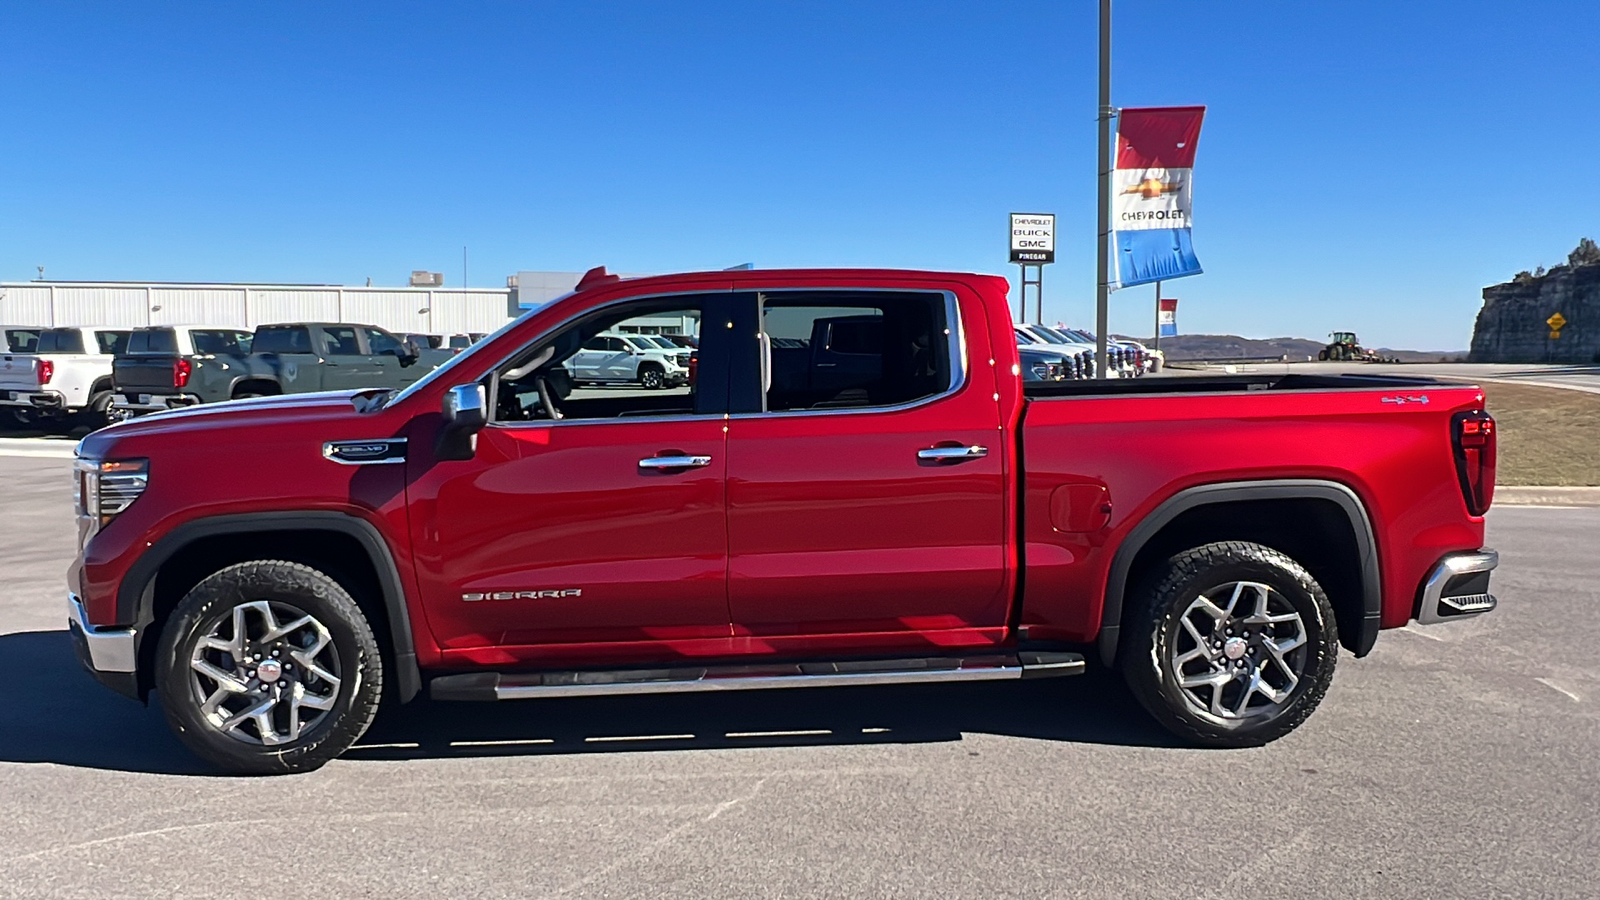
[0,269,693,338]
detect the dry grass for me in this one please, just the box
[1481,383,1600,486]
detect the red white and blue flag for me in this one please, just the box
[1113,106,1205,288]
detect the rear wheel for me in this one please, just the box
[78,390,115,430]
[155,560,384,775]
[1121,541,1337,747]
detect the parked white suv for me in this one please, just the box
[0,326,131,429]
[565,332,691,389]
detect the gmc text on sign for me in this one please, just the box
[1009,213,1056,264]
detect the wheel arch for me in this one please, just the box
[1099,480,1381,667]
[119,511,421,704]
[229,376,282,398]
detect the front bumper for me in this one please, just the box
[112,392,201,412]
[1415,549,1498,625]
[67,591,141,700]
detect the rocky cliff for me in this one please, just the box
[1471,254,1600,364]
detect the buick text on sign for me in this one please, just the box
[1010,213,1055,264]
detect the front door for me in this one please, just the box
[724,288,1011,656]
[408,294,732,669]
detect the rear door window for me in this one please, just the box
[253,326,312,353]
[4,329,40,353]
[756,292,952,412]
[191,330,252,355]
[321,326,361,356]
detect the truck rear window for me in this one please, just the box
[127,329,179,355]
[37,329,86,354]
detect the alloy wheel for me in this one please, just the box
[187,600,343,746]
[1168,581,1309,720]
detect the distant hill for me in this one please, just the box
[1134,333,1467,363]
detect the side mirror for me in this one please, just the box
[398,340,422,368]
[435,383,486,461]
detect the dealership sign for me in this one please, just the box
[1010,213,1055,264]
[1113,106,1205,288]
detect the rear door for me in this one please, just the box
[724,288,1011,656]
[315,325,366,390]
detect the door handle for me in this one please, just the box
[639,455,713,469]
[917,445,988,461]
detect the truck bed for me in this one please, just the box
[1022,371,1452,398]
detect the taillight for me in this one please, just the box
[38,360,54,385]
[1452,410,1496,516]
[688,353,698,387]
[173,358,193,388]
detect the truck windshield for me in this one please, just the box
[384,298,561,409]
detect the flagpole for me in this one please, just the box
[1153,280,1162,353]
[1095,0,1112,378]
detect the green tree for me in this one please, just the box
[1570,237,1600,268]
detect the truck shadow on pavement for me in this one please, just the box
[0,630,1182,776]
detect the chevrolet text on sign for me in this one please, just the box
[1010,213,1055,264]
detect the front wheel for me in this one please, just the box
[155,560,384,774]
[1121,541,1337,747]
[638,365,665,389]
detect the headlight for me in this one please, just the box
[75,458,148,529]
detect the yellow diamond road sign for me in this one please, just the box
[1547,312,1567,330]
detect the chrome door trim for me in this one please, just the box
[917,445,989,461]
[638,455,714,469]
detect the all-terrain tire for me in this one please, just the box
[1121,541,1337,748]
[155,560,384,775]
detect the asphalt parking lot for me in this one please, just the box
[0,453,1596,899]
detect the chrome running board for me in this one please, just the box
[429,651,1084,702]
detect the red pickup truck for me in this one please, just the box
[68,267,1499,774]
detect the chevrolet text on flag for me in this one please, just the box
[1113,106,1205,288]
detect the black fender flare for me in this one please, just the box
[1098,479,1381,667]
[117,511,422,702]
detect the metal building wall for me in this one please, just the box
[0,286,55,325]
[150,288,249,327]
[55,287,149,327]
[0,282,519,334]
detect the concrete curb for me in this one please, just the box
[1495,486,1600,506]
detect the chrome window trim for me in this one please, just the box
[730,288,969,421]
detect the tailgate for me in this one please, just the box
[0,355,40,391]
[112,356,180,393]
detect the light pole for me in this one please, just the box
[1095,0,1113,378]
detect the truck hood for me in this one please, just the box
[77,390,382,457]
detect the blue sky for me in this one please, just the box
[2,1,1595,348]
